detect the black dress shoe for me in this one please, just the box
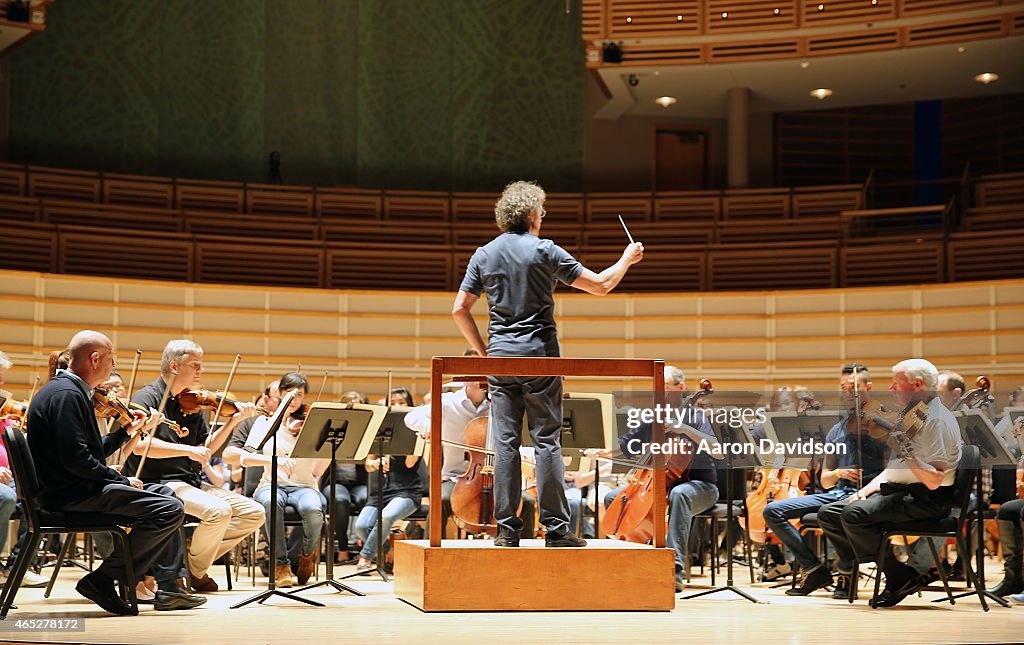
[545,532,586,548]
[493,531,519,547]
[870,578,922,608]
[990,576,1024,597]
[154,590,208,611]
[786,566,833,596]
[76,573,136,616]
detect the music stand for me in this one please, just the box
[944,409,1014,608]
[290,402,387,596]
[683,418,766,603]
[339,407,422,583]
[557,393,616,536]
[231,390,323,609]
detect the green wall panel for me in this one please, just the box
[10,0,582,191]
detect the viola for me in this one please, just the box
[0,398,27,421]
[93,387,188,438]
[847,399,900,442]
[176,388,269,418]
[602,379,714,543]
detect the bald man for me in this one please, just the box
[25,331,200,615]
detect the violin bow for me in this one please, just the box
[125,348,142,401]
[133,373,175,478]
[852,365,864,491]
[314,370,328,403]
[205,354,241,448]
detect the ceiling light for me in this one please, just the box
[974,72,998,84]
[774,8,781,14]
[800,59,810,68]
[957,46,965,53]
[625,16,632,23]
[810,88,833,100]
[655,96,677,108]
[677,14,683,21]
[818,4,825,10]
[722,12,728,18]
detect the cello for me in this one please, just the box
[602,380,714,543]
[449,415,524,535]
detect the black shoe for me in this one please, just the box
[493,530,519,548]
[786,566,833,596]
[947,559,965,582]
[917,567,940,587]
[990,576,1024,597]
[831,573,852,600]
[154,590,208,611]
[545,532,586,548]
[76,573,136,616]
[870,577,922,608]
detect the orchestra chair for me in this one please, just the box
[860,445,978,608]
[694,467,756,585]
[0,426,138,618]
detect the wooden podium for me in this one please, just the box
[394,539,674,611]
[393,356,673,612]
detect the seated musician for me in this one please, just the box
[25,330,204,614]
[936,369,965,410]
[598,365,722,592]
[783,363,886,595]
[237,372,328,588]
[317,390,369,563]
[353,446,423,574]
[124,339,265,594]
[817,359,963,607]
[404,349,537,540]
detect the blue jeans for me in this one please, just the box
[354,497,418,560]
[0,482,16,553]
[668,480,719,569]
[566,487,585,536]
[763,488,853,571]
[254,485,325,566]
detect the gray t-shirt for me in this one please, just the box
[459,231,584,357]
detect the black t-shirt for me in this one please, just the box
[123,377,209,487]
[459,231,584,357]
[379,456,423,509]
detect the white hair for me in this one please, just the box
[893,359,938,390]
[161,339,203,375]
[665,365,685,386]
[0,351,10,371]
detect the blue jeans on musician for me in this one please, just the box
[254,485,325,566]
[763,488,853,571]
[566,487,585,536]
[668,480,719,570]
[354,497,418,560]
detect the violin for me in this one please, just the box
[176,388,269,417]
[0,398,27,421]
[93,387,188,438]
[847,399,899,442]
[602,379,714,543]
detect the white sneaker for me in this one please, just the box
[760,562,792,582]
[19,570,50,588]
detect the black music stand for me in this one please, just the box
[231,391,323,609]
[683,420,766,604]
[339,407,422,583]
[556,393,616,536]
[291,402,387,596]
[944,410,1014,608]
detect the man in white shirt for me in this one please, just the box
[817,358,963,607]
[404,351,536,538]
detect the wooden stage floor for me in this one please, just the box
[1,557,1022,645]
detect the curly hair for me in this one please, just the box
[494,180,545,232]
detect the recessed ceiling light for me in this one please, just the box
[722,12,728,18]
[655,96,678,108]
[677,14,683,21]
[625,16,632,23]
[774,8,781,15]
[974,72,999,84]
[800,59,810,69]
[818,4,825,10]
[957,46,966,53]
[810,88,833,100]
